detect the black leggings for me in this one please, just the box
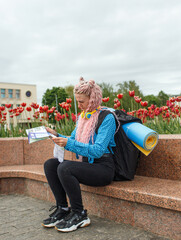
[44,156,115,212]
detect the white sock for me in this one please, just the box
[62,207,69,211]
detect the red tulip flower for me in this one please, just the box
[175,108,179,114]
[0,106,5,111]
[59,102,66,109]
[127,111,135,116]
[150,104,156,110]
[114,104,118,109]
[5,104,11,108]
[176,96,181,102]
[134,96,142,103]
[141,101,148,107]
[30,102,39,109]
[102,97,109,103]
[117,93,123,99]
[43,105,49,112]
[26,107,32,112]
[30,102,35,108]
[64,103,70,108]
[66,98,72,104]
[21,102,26,107]
[35,104,39,109]
[56,112,63,121]
[166,112,170,118]
[114,98,118,103]
[117,101,121,107]
[71,113,77,122]
[47,109,54,114]
[166,100,171,107]
[162,106,168,111]
[13,108,17,113]
[170,97,176,102]
[19,108,24,113]
[39,106,43,112]
[129,90,135,97]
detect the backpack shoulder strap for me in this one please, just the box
[95,110,113,134]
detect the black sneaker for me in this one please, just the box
[55,210,91,232]
[42,206,71,228]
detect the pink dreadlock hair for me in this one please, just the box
[74,77,103,144]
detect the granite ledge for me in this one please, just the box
[0,165,46,182]
[1,135,180,140]
[0,165,180,212]
[158,134,181,139]
[81,177,181,212]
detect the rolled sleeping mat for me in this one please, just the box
[122,122,159,156]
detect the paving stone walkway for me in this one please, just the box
[0,194,171,240]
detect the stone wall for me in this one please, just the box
[0,135,181,181]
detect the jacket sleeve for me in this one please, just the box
[64,114,116,159]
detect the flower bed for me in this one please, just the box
[0,93,181,137]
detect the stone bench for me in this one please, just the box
[0,164,180,210]
[0,136,181,239]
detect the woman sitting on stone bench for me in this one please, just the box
[42,77,116,232]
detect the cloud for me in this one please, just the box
[0,0,181,104]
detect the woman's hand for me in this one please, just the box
[52,137,68,147]
[46,127,58,137]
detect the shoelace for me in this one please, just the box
[49,205,57,212]
[64,211,75,221]
[64,210,86,221]
[49,205,61,218]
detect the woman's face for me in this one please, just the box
[75,93,90,111]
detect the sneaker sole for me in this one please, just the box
[42,220,62,228]
[55,218,91,232]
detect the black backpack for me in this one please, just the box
[95,109,142,181]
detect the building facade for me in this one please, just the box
[0,82,37,128]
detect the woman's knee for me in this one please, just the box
[57,161,73,178]
[44,158,59,172]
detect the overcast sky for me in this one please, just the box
[0,0,181,104]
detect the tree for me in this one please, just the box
[99,82,114,97]
[157,91,169,106]
[42,87,68,112]
[144,94,160,106]
[116,80,143,111]
[98,82,116,108]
